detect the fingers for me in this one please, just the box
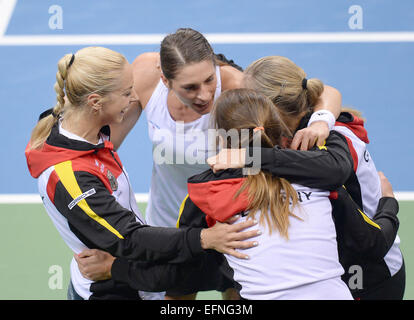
[316,135,326,147]
[206,155,217,167]
[223,214,240,224]
[224,248,250,260]
[290,131,303,150]
[77,249,96,258]
[299,131,318,151]
[207,155,223,173]
[230,217,258,232]
[207,149,245,173]
[222,238,260,260]
[231,229,261,241]
[211,163,228,173]
[299,135,310,151]
[291,123,329,151]
[230,240,259,250]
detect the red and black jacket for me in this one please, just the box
[25,122,205,299]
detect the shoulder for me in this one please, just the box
[132,52,162,107]
[219,65,244,91]
[188,168,244,184]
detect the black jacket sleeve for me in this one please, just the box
[110,196,222,293]
[111,256,204,292]
[177,195,209,228]
[331,186,399,262]
[248,131,354,190]
[53,170,203,264]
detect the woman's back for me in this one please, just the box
[224,184,352,300]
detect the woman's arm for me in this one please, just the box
[75,212,257,292]
[220,65,244,91]
[208,130,354,191]
[110,99,142,151]
[314,85,342,119]
[109,53,161,150]
[52,168,257,265]
[290,85,342,150]
[75,250,204,292]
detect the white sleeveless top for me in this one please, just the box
[334,125,403,277]
[144,66,222,227]
[225,184,353,300]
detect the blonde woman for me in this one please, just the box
[25,47,259,300]
[111,28,343,230]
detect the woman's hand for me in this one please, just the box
[200,215,260,259]
[207,148,246,173]
[290,121,330,151]
[74,249,115,281]
[378,171,395,198]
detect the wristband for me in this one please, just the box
[307,109,336,131]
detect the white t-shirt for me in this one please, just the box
[224,184,353,300]
[144,66,222,227]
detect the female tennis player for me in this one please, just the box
[25,46,259,300]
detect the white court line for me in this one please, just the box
[0,193,149,204]
[1,32,414,46]
[0,0,17,37]
[0,192,412,204]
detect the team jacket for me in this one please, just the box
[109,128,355,292]
[25,122,204,300]
[108,112,399,296]
[111,172,398,297]
[254,111,402,298]
[173,169,398,298]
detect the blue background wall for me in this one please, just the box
[1,0,413,194]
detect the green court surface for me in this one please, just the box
[0,201,412,300]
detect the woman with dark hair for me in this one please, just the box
[25,46,260,300]
[75,89,355,300]
[78,28,343,300]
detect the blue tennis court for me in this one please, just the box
[0,0,413,301]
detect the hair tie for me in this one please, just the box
[302,78,308,90]
[253,126,264,133]
[68,54,75,68]
[38,108,59,121]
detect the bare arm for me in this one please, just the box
[109,52,161,150]
[110,99,142,151]
[314,85,342,119]
[220,65,244,91]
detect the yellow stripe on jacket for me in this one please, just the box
[176,194,189,228]
[54,160,124,239]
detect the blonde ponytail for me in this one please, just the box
[213,89,301,238]
[29,47,127,150]
[240,172,300,239]
[305,78,324,108]
[244,56,324,116]
[30,54,73,150]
